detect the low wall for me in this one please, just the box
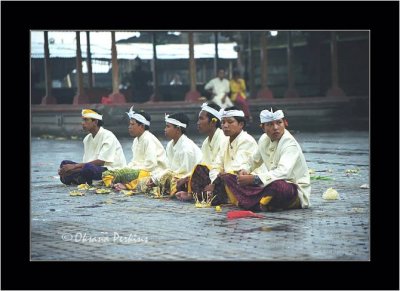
[31,96,369,138]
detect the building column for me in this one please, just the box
[214,32,219,75]
[73,31,89,104]
[202,63,206,84]
[149,32,160,102]
[235,32,244,74]
[108,31,126,103]
[257,31,274,99]
[185,32,200,102]
[326,31,345,97]
[86,31,94,89]
[41,31,56,104]
[248,32,255,99]
[284,31,299,98]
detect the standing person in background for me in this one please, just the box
[230,68,252,122]
[58,109,126,185]
[170,73,183,85]
[130,58,152,103]
[204,68,233,109]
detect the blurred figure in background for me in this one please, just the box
[229,69,252,122]
[204,68,233,109]
[130,59,152,103]
[170,73,183,85]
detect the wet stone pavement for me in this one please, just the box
[31,131,369,261]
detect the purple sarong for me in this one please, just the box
[59,160,107,185]
[221,173,299,211]
[189,165,228,205]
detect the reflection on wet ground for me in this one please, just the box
[31,131,370,261]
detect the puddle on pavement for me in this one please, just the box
[305,150,368,156]
[260,216,293,221]
[112,199,129,203]
[32,218,47,221]
[206,219,293,233]
[76,205,102,208]
[314,160,368,167]
[205,218,292,233]
[208,214,293,223]
[238,225,291,233]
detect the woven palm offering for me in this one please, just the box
[193,191,216,208]
[156,170,174,197]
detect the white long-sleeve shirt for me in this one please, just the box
[204,77,233,108]
[209,130,262,183]
[204,77,230,96]
[127,130,167,172]
[245,129,311,208]
[153,134,202,183]
[200,128,228,166]
[82,127,126,170]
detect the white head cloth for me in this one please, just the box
[221,109,245,118]
[82,109,103,120]
[260,108,285,123]
[126,106,150,126]
[200,103,222,120]
[165,114,187,128]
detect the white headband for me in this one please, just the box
[260,108,285,123]
[82,109,102,120]
[200,103,222,120]
[221,109,245,118]
[126,106,150,126]
[165,114,187,128]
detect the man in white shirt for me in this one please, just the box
[58,109,126,185]
[233,107,311,211]
[204,68,233,109]
[175,102,228,201]
[113,107,167,191]
[148,113,202,196]
[187,106,262,205]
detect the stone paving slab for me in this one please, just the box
[31,131,369,261]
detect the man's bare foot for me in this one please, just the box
[114,183,126,191]
[175,191,193,201]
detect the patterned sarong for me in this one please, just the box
[157,169,188,196]
[188,164,228,205]
[101,169,151,192]
[221,173,300,211]
[59,160,107,185]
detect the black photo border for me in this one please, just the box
[2,1,399,290]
